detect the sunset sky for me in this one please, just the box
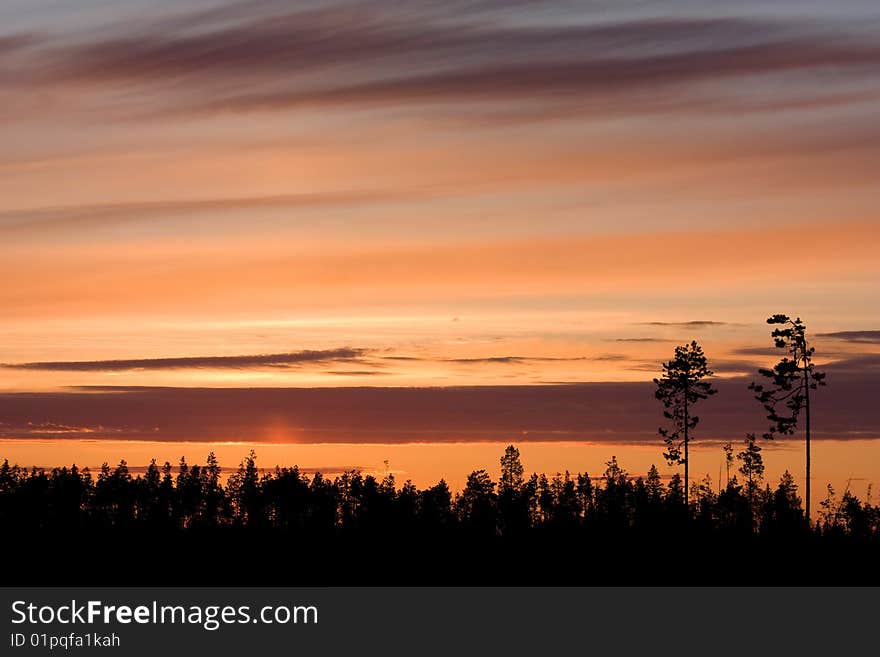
[1,0,879,461]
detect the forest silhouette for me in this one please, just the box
[1,445,877,584]
[1,313,878,584]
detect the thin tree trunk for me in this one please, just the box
[804,364,811,527]
[684,392,689,513]
[748,469,753,511]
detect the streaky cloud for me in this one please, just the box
[817,330,880,344]
[611,338,674,343]
[1,365,877,442]
[180,39,880,116]
[3,348,368,372]
[41,15,793,84]
[443,356,589,364]
[324,370,390,376]
[379,354,614,365]
[9,6,880,121]
[637,321,729,327]
[0,189,430,235]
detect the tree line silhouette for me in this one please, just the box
[1,312,877,584]
[1,446,875,539]
[1,444,877,583]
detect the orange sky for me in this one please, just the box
[0,1,878,429]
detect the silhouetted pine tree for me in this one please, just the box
[654,341,717,511]
[750,314,826,524]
